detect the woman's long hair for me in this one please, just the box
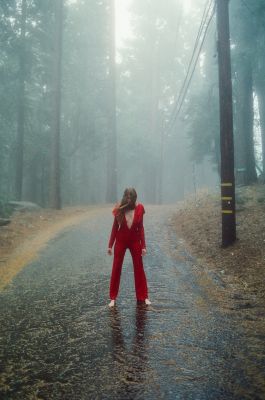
[113,188,137,225]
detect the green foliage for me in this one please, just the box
[0,0,111,205]
[230,0,265,185]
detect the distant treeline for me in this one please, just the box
[0,0,264,207]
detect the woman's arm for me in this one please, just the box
[139,205,146,250]
[140,223,146,250]
[108,217,119,249]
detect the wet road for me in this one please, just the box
[0,206,264,399]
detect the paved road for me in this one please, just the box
[0,206,264,399]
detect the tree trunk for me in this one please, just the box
[15,0,26,200]
[146,42,159,204]
[255,40,265,181]
[158,129,164,204]
[50,0,63,209]
[255,29,265,181]
[106,0,117,203]
[235,57,257,185]
[41,154,48,207]
[256,84,265,180]
[144,161,157,203]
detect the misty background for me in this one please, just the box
[0,0,264,208]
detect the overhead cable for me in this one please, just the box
[165,0,215,134]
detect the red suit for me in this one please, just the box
[108,203,148,301]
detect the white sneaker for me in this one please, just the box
[108,300,115,307]
[145,299,151,305]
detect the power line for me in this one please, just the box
[170,0,212,123]
[171,0,215,125]
[173,2,216,120]
[166,0,215,134]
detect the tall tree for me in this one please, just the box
[253,1,265,180]
[234,55,257,184]
[256,71,265,180]
[231,1,257,185]
[106,0,117,203]
[117,0,188,203]
[15,0,27,200]
[0,1,18,198]
[61,0,110,205]
[50,0,63,209]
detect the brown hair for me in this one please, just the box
[113,187,137,224]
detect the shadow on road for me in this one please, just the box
[109,303,149,399]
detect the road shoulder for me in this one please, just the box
[0,206,106,291]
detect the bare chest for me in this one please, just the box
[125,209,135,229]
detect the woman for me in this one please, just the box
[107,188,151,307]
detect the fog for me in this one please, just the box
[0,0,264,208]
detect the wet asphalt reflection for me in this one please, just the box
[0,206,264,399]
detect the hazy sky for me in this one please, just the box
[115,0,193,47]
[115,0,132,48]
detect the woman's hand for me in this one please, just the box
[107,248,113,256]
[142,248,147,256]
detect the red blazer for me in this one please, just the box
[108,203,146,249]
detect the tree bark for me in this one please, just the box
[146,42,159,204]
[50,0,63,209]
[256,84,265,180]
[255,41,265,181]
[15,0,26,200]
[235,57,257,185]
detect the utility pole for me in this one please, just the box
[216,0,236,246]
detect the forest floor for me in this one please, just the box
[0,185,264,306]
[172,183,265,309]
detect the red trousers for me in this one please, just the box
[109,240,148,301]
